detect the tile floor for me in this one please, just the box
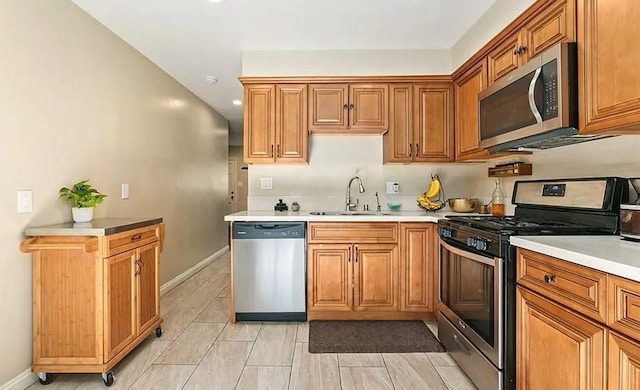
[27,252,476,390]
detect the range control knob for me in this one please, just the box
[474,238,491,251]
[440,227,456,238]
[466,237,477,247]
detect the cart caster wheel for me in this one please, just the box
[155,326,163,338]
[37,373,52,385]
[102,372,114,387]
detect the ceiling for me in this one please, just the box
[70,0,498,143]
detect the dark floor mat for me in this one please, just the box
[308,320,445,353]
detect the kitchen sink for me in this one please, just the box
[309,211,393,216]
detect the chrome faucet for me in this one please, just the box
[345,176,365,211]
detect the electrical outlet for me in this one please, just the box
[386,181,399,194]
[260,178,273,190]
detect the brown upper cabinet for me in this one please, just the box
[384,82,454,163]
[487,0,576,85]
[243,84,308,164]
[309,83,388,133]
[454,60,491,161]
[578,0,640,134]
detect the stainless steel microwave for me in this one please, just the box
[478,43,611,151]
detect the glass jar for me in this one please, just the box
[491,178,505,216]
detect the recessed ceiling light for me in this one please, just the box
[205,76,218,84]
[232,100,242,106]
[208,0,222,3]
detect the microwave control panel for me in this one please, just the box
[541,59,558,120]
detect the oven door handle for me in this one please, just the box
[440,239,500,266]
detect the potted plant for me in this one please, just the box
[59,179,107,222]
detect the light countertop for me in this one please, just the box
[24,217,163,237]
[510,236,640,282]
[224,210,473,222]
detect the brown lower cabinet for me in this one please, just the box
[517,248,640,390]
[21,223,164,385]
[307,222,436,320]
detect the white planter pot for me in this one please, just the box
[72,207,94,223]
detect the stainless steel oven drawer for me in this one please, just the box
[438,312,502,390]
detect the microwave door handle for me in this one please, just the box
[528,67,543,124]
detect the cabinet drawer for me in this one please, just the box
[105,225,160,257]
[308,223,398,243]
[608,275,640,341]
[517,248,606,322]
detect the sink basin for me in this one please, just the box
[309,211,393,216]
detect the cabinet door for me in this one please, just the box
[517,287,605,390]
[308,244,353,311]
[137,242,160,335]
[523,0,575,61]
[454,59,491,161]
[105,250,136,361]
[399,223,435,312]
[244,85,276,163]
[275,84,308,163]
[487,32,523,85]
[608,331,640,390]
[349,84,388,132]
[353,243,398,311]
[308,84,348,132]
[413,82,454,162]
[384,83,413,163]
[579,0,640,134]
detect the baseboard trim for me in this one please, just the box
[0,369,37,390]
[159,245,230,295]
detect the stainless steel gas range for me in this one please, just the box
[437,177,629,390]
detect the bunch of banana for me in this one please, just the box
[417,174,445,211]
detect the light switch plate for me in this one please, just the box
[260,178,273,190]
[386,181,399,194]
[121,184,129,200]
[17,190,33,213]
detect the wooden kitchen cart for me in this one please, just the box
[20,218,164,386]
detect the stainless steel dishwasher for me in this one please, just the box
[232,222,306,321]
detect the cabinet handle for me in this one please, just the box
[131,234,142,241]
[415,143,419,157]
[134,260,141,276]
[348,250,351,263]
[544,274,556,283]
[349,103,354,109]
[343,104,348,109]
[354,245,358,263]
[271,144,275,158]
[409,143,412,158]
[276,144,281,158]
[513,48,518,55]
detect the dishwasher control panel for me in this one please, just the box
[232,223,305,239]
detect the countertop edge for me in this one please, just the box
[24,217,164,237]
[510,236,640,283]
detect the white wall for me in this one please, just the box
[242,49,451,76]
[0,0,229,386]
[248,136,486,211]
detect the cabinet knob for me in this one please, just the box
[544,274,556,283]
[349,103,354,109]
[343,104,348,109]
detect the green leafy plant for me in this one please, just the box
[59,179,107,208]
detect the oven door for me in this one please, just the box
[439,238,503,368]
